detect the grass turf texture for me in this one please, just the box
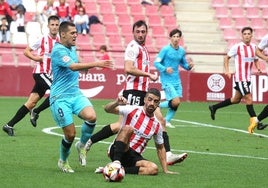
[0,97,268,188]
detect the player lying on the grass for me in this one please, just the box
[99,88,178,175]
[75,20,187,167]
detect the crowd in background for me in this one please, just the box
[0,0,105,43]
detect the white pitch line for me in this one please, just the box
[171,119,268,138]
[42,121,268,160]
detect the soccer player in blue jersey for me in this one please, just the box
[154,28,194,127]
[50,21,112,173]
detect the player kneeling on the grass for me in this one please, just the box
[103,88,178,175]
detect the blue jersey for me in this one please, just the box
[50,42,80,103]
[154,44,190,86]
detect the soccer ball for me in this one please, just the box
[102,161,125,182]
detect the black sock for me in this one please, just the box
[246,104,256,117]
[62,137,72,149]
[90,124,114,143]
[213,98,232,111]
[125,166,139,174]
[34,97,50,114]
[163,131,170,152]
[7,105,29,127]
[257,105,268,121]
[113,141,126,162]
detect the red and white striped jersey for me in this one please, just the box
[258,34,268,50]
[228,42,257,82]
[30,34,59,75]
[119,105,163,154]
[124,40,150,92]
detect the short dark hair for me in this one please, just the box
[169,28,182,37]
[59,21,75,34]
[132,20,148,32]
[147,88,161,99]
[99,45,107,51]
[241,26,253,34]
[48,15,59,23]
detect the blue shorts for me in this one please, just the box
[163,83,182,101]
[50,94,93,127]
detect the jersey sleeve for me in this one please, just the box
[258,34,268,50]
[154,47,167,72]
[118,105,133,116]
[227,43,238,57]
[29,37,42,51]
[153,128,164,145]
[124,42,139,62]
[179,48,191,70]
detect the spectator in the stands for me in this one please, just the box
[96,45,112,70]
[39,0,57,25]
[14,4,25,32]
[6,0,25,14]
[0,17,10,43]
[70,0,83,21]
[55,0,70,23]
[0,0,14,24]
[99,45,110,61]
[141,0,154,5]
[157,0,174,7]
[73,6,88,35]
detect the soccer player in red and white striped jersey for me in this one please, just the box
[209,27,261,133]
[106,88,178,175]
[2,15,60,136]
[81,20,187,167]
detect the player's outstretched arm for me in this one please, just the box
[69,60,113,71]
[156,143,179,175]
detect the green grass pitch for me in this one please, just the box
[0,97,267,188]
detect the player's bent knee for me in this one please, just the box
[110,122,121,133]
[168,100,178,111]
[148,163,158,175]
[121,125,134,135]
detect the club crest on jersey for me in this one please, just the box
[62,56,70,63]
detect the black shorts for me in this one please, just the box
[32,73,52,98]
[109,144,145,167]
[234,81,251,96]
[122,89,146,106]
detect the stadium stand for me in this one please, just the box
[114,3,129,16]
[159,5,175,17]
[258,0,268,8]
[225,0,241,8]
[0,43,15,66]
[251,17,266,29]
[261,8,268,19]
[242,0,256,8]
[11,32,28,45]
[245,7,260,19]
[211,0,225,8]
[214,7,229,18]
[117,15,132,26]
[230,7,245,18]
[233,17,249,30]
[2,0,267,73]
[218,17,233,29]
